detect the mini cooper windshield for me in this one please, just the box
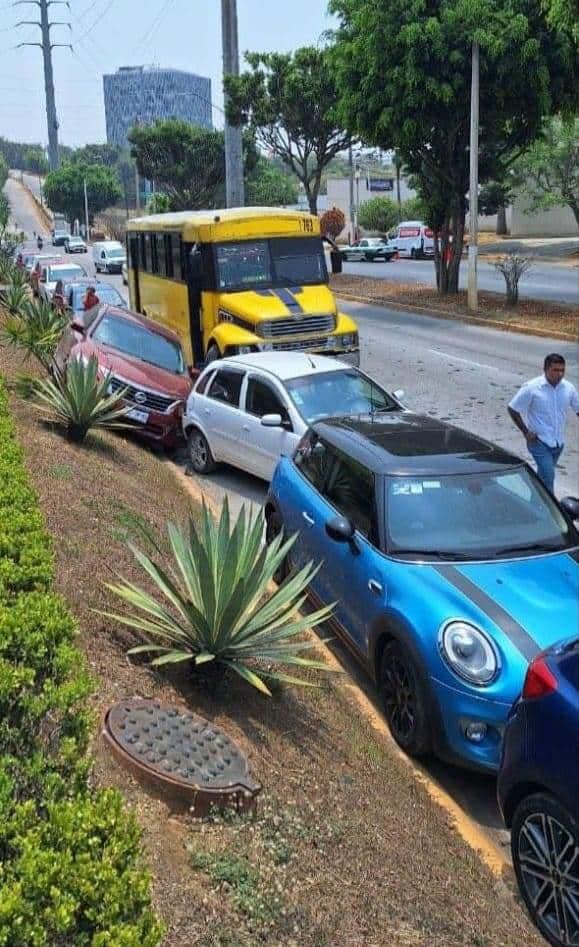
[386,467,575,559]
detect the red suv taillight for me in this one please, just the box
[522,656,558,700]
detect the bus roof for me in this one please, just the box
[127,206,320,242]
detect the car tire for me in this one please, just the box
[410,248,416,260]
[511,793,579,947]
[187,427,217,475]
[364,253,374,261]
[379,639,432,758]
[205,343,221,363]
[265,509,289,584]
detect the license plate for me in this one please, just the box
[126,407,149,424]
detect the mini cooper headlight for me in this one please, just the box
[439,620,498,686]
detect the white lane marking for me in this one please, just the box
[428,348,500,371]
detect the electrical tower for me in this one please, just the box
[15,0,72,170]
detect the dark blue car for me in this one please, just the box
[497,639,579,947]
[265,414,579,771]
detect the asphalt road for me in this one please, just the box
[8,177,579,864]
[341,255,579,305]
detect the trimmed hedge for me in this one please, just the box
[0,378,164,945]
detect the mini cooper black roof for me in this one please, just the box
[311,413,524,477]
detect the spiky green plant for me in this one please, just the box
[0,271,29,317]
[31,354,131,443]
[102,499,334,695]
[0,297,68,370]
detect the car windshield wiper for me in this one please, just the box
[392,549,476,561]
[496,542,568,556]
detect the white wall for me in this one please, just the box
[509,193,578,237]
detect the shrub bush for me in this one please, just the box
[0,378,163,944]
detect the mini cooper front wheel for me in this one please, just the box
[187,427,216,475]
[379,639,432,758]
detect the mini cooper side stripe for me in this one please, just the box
[433,566,540,662]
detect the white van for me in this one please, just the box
[92,240,126,274]
[392,220,435,259]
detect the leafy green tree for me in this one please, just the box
[246,157,298,206]
[22,147,49,177]
[0,153,8,191]
[358,197,399,234]
[128,119,258,211]
[43,163,122,226]
[330,0,577,293]
[225,47,352,214]
[146,192,171,214]
[512,118,579,227]
[69,142,121,167]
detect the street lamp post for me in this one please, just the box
[468,41,480,311]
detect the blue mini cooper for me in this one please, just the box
[265,413,579,771]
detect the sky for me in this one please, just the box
[0,0,335,148]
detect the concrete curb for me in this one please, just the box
[335,290,577,342]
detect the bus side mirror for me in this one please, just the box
[189,250,203,282]
[330,250,342,275]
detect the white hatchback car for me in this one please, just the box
[183,353,404,481]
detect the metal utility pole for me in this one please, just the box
[467,41,480,311]
[15,0,71,171]
[83,178,89,241]
[221,0,245,207]
[348,144,355,244]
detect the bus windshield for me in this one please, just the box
[215,237,327,291]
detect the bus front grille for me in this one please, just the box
[272,337,328,352]
[260,314,335,338]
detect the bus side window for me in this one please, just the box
[172,236,182,281]
[155,233,166,277]
[129,235,139,269]
[139,233,147,270]
[165,234,173,278]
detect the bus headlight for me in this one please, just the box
[338,333,358,348]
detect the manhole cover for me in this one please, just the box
[103,699,260,815]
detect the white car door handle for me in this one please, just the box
[302,512,315,526]
[368,579,383,595]
[242,424,250,432]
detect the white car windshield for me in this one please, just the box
[285,369,398,424]
[48,266,84,281]
[107,248,125,258]
[386,468,575,559]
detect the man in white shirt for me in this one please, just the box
[508,353,579,493]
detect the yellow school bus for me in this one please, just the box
[126,207,359,366]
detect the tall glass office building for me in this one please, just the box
[103,66,212,148]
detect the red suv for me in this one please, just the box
[54,305,193,448]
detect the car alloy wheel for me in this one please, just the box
[380,640,432,758]
[187,428,216,475]
[512,794,579,947]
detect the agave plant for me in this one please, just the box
[0,271,29,317]
[0,297,68,370]
[31,354,131,442]
[102,499,334,695]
